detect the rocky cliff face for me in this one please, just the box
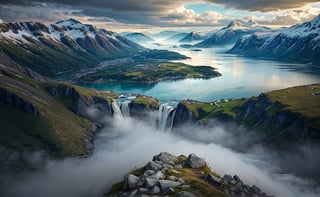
[173,103,196,127]
[0,87,43,117]
[173,93,320,142]
[238,93,320,141]
[46,84,113,121]
[129,95,159,118]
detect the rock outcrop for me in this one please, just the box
[107,152,272,197]
[173,102,196,127]
[0,87,43,117]
[129,95,159,118]
[238,93,320,141]
[172,87,320,142]
[46,83,114,121]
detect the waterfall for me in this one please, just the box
[158,103,176,131]
[119,100,131,117]
[112,101,123,118]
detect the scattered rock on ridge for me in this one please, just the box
[106,153,273,197]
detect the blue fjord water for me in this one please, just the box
[80,44,320,102]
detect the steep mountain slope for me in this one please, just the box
[0,52,117,162]
[0,19,143,76]
[123,32,155,44]
[195,19,270,47]
[150,31,180,39]
[166,32,189,42]
[179,31,212,43]
[228,14,320,65]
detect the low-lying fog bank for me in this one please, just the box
[1,113,319,197]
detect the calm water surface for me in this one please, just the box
[80,42,320,102]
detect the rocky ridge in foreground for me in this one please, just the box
[107,152,272,197]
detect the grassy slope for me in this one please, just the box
[0,55,117,156]
[180,84,320,129]
[266,84,320,126]
[131,95,160,109]
[81,62,221,83]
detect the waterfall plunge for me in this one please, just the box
[112,101,123,118]
[158,103,176,131]
[112,100,131,118]
[119,100,130,117]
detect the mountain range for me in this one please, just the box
[229,14,320,65]
[0,18,143,76]
[195,19,270,47]
[122,32,155,44]
[166,32,189,41]
[179,31,212,43]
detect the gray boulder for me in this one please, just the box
[178,191,197,197]
[149,185,161,194]
[136,176,146,187]
[223,174,233,183]
[159,180,181,191]
[204,174,221,186]
[145,177,159,189]
[185,153,206,168]
[145,161,163,171]
[144,170,156,176]
[153,152,177,165]
[148,170,165,180]
[167,175,178,181]
[163,187,175,194]
[123,174,139,190]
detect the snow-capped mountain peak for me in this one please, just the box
[226,19,260,29]
[226,19,247,28]
[247,19,257,26]
[56,18,83,27]
[229,14,320,65]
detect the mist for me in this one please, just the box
[1,113,319,197]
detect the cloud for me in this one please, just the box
[242,5,320,26]
[160,5,228,27]
[0,1,319,31]
[1,115,319,197]
[207,0,320,12]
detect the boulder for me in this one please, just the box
[159,180,181,191]
[149,185,161,194]
[136,176,146,187]
[163,187,175,194]
[178,191,197,197]
[123,174,139,190]
[153,152,178,165]
[145,161,163,171]
[167,175,178,181]
[185,153,206,168]
[177,178,185,184]
[204,174,221,186]
[148,170,165,180]
[145,177,159,189]
[144,170,156,176]
[223,174,233,183]
[233,175,241,182]
[250,185,262,195]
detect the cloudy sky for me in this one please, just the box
[0,0,319,32]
